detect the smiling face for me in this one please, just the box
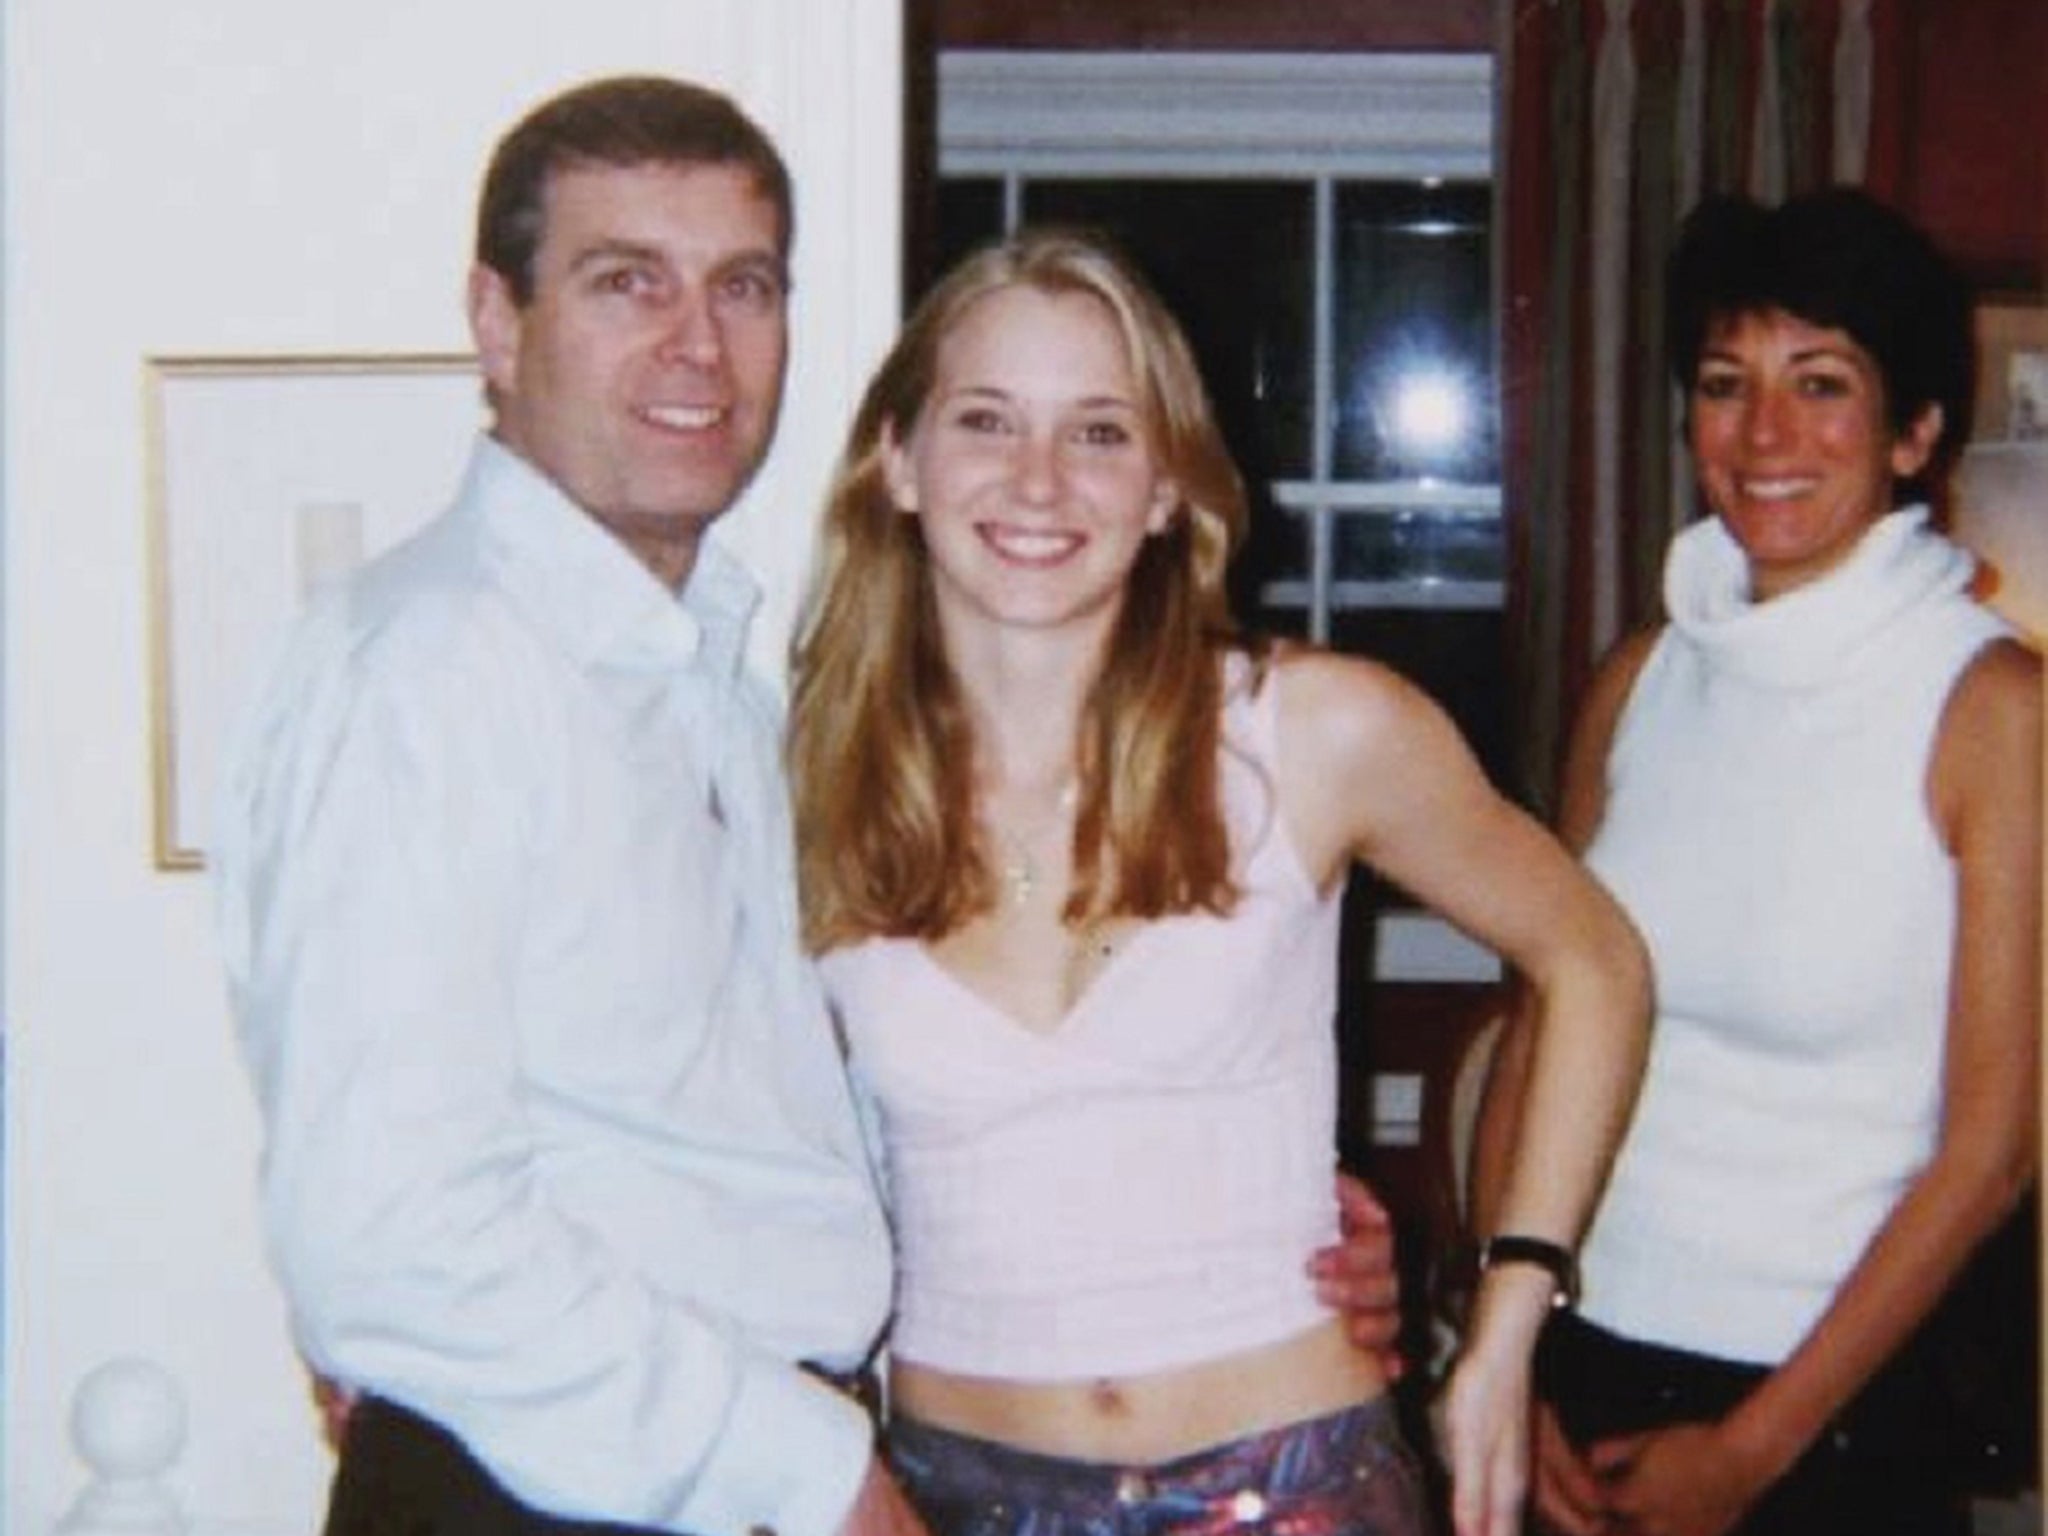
[469,159,789,585]
[1689,308,1942,601]
[883,284,1177,645]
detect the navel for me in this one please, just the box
[1088,1376,1130,1416]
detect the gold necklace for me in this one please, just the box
[999,844,1120,962]
[998,829,1038,907]
[988,781,1077,908]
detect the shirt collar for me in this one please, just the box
[461,434,760,682]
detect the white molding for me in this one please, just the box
[1271,480,1501,514]
[716,0,904,676]
[938,50,1494,180]
[1260,578,1505,614]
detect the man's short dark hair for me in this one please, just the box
[476,74,794,304]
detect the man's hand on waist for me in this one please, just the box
[1308,1170,1405,1379]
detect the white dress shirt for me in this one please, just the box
[215,437,893,1536]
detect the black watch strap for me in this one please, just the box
[1478,1234,1580,1310]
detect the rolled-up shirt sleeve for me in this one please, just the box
[216,615,871,1536]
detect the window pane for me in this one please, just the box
[1233,510,1311,640]
[1332,506,1501,584]
[1330,608,1508,789]
[934,177,1005,278]
[1022,180,1314,481]
[1332,183,1495,484]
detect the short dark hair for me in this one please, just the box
[475,74,793,304]
[1665,187,1975,499]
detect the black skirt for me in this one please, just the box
[1535,1310,1968,1536]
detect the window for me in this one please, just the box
[934,51,1508,790]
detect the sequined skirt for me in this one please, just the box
[885,1397,1430,1536]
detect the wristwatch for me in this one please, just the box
[1477,1234,1580,1310]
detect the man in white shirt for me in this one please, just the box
[216,73,1401,1536]
[216,75,915,1536]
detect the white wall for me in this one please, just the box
[1,3,902,1530]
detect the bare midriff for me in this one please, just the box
[888,1318,1386,1464]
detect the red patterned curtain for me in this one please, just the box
[1496,0,1913,811]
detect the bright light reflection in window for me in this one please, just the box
[1389,368,1471,459]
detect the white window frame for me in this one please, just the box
[938,50,1501,639]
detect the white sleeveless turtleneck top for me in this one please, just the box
[1577,508,2011,1364]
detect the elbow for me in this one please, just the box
[1981,1088,2041,1222]
[1614,919,1654,1032]
[261,1140,440,1354]
[1937,1124,2039,1240]
[264,1171,378,1347]
[1585,902,1655,1052]
[1981,1138,2039,1226]
[1520,901,1654,1054]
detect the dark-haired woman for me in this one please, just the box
[1476,187,2041,1536]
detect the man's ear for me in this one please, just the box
[882,426,920,514]
[468,264,522,397]
[1891,403,1945,481]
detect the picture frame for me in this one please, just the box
[145,353,483,870]
[1971,299,2048,443]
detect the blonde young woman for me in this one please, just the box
[787,229,1651,1536]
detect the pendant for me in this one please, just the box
[1003,846,1036,906]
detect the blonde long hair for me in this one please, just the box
[789,229,1258,953]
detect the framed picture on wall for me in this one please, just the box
[145,353,482,870]
[1972,300,2048,443]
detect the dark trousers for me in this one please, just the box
[1535,1312,1968,1536]
[324,1397,668,1536]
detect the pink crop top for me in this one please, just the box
[819,659,1344,1381]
